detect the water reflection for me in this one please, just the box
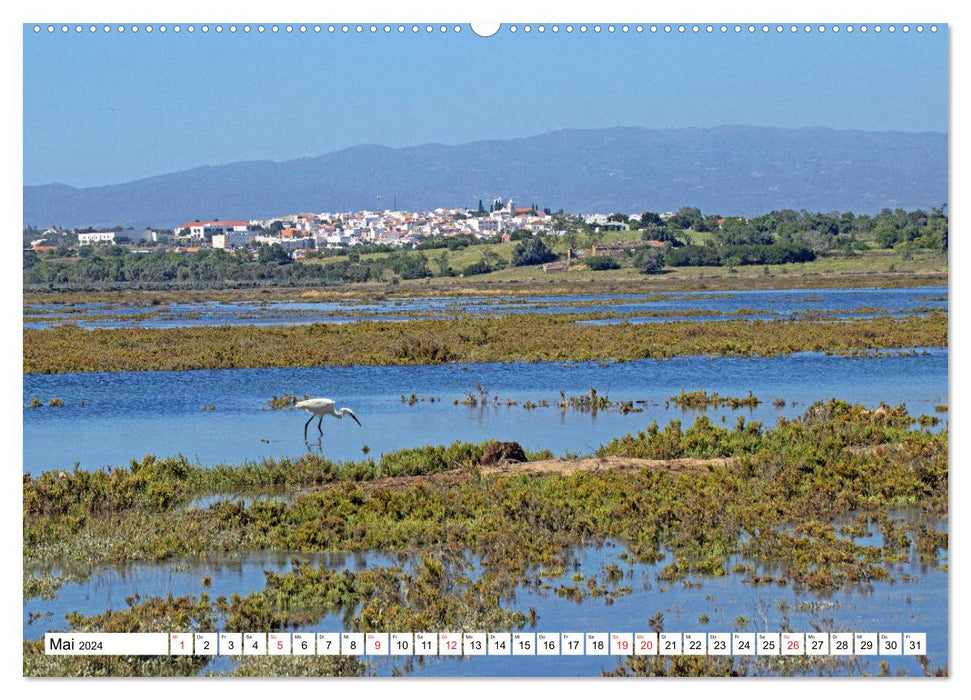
[24,350,947,473]
[25,530,948,677]
[23,286,947,329]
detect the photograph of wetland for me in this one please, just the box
[21,20,948,678]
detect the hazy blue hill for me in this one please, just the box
[24,126,947,229]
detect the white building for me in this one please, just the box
[77,231,117,245]
[314,232,353,249]
[596,221,630,232]
[175,220,253,239]
[468,218,500,234]
[212,231,257,249]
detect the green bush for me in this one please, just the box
[377,441,486,476]
[584,255,620,270]
[634,247,666,274]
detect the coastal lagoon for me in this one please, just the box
[23,286,947,329]
[24,349,946,474]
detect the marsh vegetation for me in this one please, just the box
[24,400,947,676]
[23,312,946,374]
[22,270,948,677]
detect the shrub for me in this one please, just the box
[463,257,499,276]
[585,255,620,271]
[378,441,485,476]
[634,247,666,274]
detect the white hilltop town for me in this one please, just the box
[180,199,560,255]
[29,198,678,258]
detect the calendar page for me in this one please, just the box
[19,2,950,682]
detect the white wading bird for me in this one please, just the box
[295,397,362,440]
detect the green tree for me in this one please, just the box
[512,238,556,266]
[638,211,664,228]
[387,250,431,279]
[640,223,672,242]
[633,247,666,274]
[258,244,292,264]
[668,207,704,230]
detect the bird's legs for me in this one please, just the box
[317,414,324,436]
[304,415,314,441]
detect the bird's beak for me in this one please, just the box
[347,410,362,427]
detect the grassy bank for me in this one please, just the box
[23,312,946,374]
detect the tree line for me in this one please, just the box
[23,206,947,288]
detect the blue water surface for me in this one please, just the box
[25,534,948,677]
[23,350,947,474]
[23,286,947,329]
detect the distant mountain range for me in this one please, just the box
[24,126,947,229]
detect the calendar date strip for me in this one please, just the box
[45,631,927,657]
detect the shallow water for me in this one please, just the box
[23,350,947,474]
[24,551,403,634]
[25,532,948,677]
[367,544,948,677]
[23,286,947,329]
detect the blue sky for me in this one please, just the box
[23,24,948,187]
